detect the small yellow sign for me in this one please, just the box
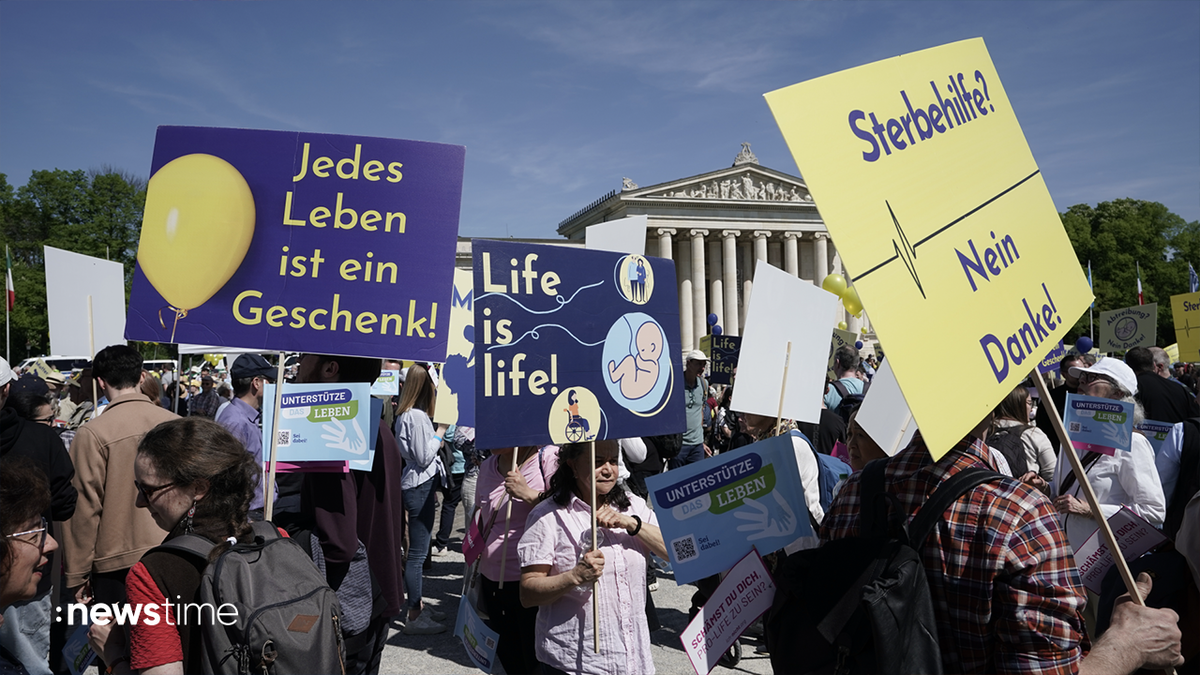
[766,38,1092,458]
[1170,292,1200,363]
[433,269,475,426]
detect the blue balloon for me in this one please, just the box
[713,325,723,336]
[855,341,864,349]
[707,313,718,326]
[1075,336,1093,354]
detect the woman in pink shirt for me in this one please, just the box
[475,445,558,675]
[518,440,667,675]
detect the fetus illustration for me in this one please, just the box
[607,319,664,400]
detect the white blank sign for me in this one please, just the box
[856,359,918,456]
[585,215,647,256]
[45,246,126,357]
[732,262,841,423]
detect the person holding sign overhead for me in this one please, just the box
[518,440,665,675]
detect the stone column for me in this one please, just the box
[813,232,829,285]
[678,244,693,352]
[741,242,754,331]
[722,231,739,337]
[753,231,770,268]
[708,239,724,335]
[690,229,709,350]
[657,228,675,261]
[783,232,799,277]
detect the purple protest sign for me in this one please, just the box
[1036,340,1066,374]
[125,126,463,361]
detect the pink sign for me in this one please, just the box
[680,549,775,675]
[1074,507,1167,594]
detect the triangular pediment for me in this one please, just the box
[623,165,813,204]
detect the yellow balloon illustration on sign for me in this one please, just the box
[138,154,255,340]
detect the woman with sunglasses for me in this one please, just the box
[1,457,59,675]
[87,417,259,674]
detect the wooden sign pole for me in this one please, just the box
[263,352,286,523]
[591,440,600,654]
[498,449,517,589]
[1030,370,1143,604]
[774,341,793,436]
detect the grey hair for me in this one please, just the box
[1150,347,1171,370]
[1112,386,1145,426]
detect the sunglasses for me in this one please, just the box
[6,517,48,551]
[135,480,177,501]
[1078,372,1117,388]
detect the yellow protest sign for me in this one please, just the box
[1098,304,1156,352]
[1170,291,1200,363]
[29,359,58,380]
[766,38,1092,458]
[698,335,712,359]
[828,327,856,378]
[433,269,476,427]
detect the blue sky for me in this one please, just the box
[2,1,1196,238]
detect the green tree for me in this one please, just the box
[1060,198,1199,348]
[1,168,155,362]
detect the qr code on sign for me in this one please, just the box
[1069,422,1081,433]
[276,430,292,447]
[671,535,698,563]
[485,637,495,649]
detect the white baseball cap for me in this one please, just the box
[0,357,13,387]
[1069,356,1138,396]
[685,349,709,363]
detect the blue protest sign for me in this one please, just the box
[1064,393,1135,456]
[1135,419,1173,455]
[1037,340,1066,374]
[472,240,683,448]
[262,383,374,462]
[709,335,741,386]
[456,593,499,672]
[125,126,463,362]
[645,432,811,585]
[371,370,401,397]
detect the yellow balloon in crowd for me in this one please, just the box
[138,154,255,311]
[837,321,848,331]
[842,287,863,316]
[203,353,224,367]
[860,326,868,334]
[821,273,847,297]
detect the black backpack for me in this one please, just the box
[154,521,346,674]
[830,379,867,424]
[986,424,1030,478]
[765,460,1001,675]
[1166,418,1200,539]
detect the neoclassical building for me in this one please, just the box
[555,144,865,351]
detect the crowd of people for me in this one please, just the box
[0,340,1196,674]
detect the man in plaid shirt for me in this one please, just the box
[821,419,1184,674]
[187,375,221,418]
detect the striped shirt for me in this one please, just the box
[820,434,1087,675]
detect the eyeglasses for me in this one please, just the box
[6,517,48,551]
[31,415,56,425]
[1079,372,1117,388]
[134,480,177,501]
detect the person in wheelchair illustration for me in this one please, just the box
[562,389,592,442]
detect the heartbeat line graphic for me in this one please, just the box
[852,169,1041,297]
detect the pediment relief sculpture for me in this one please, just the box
[653,174,812,203]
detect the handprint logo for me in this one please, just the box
[321,417,368,455]
[733,492,797,541]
